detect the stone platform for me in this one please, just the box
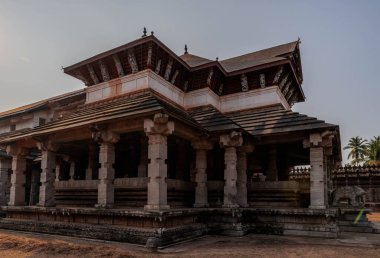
[0,206,356,247]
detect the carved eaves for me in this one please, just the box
[259,74,266,88]
[87,65,99,84]
[241,73,248,92]
[273,66,284,84]
[99,60,110,81]
[112,54,124,76]
[127,48,138,73]
[164,59,173,80]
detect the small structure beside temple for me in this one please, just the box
[0,31,375,247]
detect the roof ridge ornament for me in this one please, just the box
[184,44,188,54]
[142,27,147,37]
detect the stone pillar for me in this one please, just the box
[138,135,148,177]
[237,144,254,207]
[303,132,333,209]
[86,142,97,180]
[69,161,75,180]
[220,131,243,208]
[55,163,60,181]
[0,158,11,206]
[266,145,278,181]
[144,113,174,210]
[6,144,27,206]
[37,141,57,207]
[192,138,213,208]
[93,130,119,208]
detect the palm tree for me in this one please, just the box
[365,136,380,165]
[343,136,367,166]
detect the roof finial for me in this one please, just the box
[216,57,219,61]
[142,27,147,37]
[151,31,154,36]
[184,44,188,54]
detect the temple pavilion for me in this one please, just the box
[0,31,343,246]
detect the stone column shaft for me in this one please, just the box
[194,149,208,207]
[55,164,60,181]
[223,146,239,207]
[145,134,170,210]
[144,113,174,210]
[309,146,326,209]
[86,143,97,180]
[38,149,56,207]
[237,151,248,207]
[69,161,75,180]
[9,155,26,206]
[220,131,243,208]
[97,142,116,207]
[138,135,148,177]
[0,159,11,206]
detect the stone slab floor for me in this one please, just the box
[0,212,378,258]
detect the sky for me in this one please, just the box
[0,0,379,163]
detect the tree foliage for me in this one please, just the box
[344,136,380,165]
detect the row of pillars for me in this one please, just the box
[0,114,333,210]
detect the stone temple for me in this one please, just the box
[0,31,356,247]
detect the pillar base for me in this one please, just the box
[194,203,209,208]
[309,205,326,209]
[222,204,240,208]
[144,204,170,210]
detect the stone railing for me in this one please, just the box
[289,167,311,181]
[167,179,195,191]
[114,177,149,188]
[332,165,380,178]
[55,180,99,190]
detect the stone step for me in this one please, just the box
[338,220,372,227]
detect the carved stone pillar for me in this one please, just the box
[37,141,57,207]
[86,142,97,180]
[55,163,60,181]
[303,132,334,209]
[69,161,75,180]
[144,113,174,210]
[137,135,148,177]
[237,144,254,207]
[93,130,119,208]
[220,131,243,208]
[0,158,11,206]
[192,138,213,208]
[6,144,27,206]
[266,145,278,181]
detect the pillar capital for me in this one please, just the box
[303,130,336,149]
[6,143,27,157]
[220,131,243,148]
[192,137,213,150]
[36,139,58,152]
[144,113,174,136]
[91,126,119,144]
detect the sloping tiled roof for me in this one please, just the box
[220,41,298,72]
[0,91,203,144]
[0,89,85,120]
[179,54,213,67]
[225,105,338,136]
[189,106,241,132]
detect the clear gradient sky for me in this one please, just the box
[0,0,379,163]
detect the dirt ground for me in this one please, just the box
[0,212,378,258]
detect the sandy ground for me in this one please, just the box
[0,212,378,258]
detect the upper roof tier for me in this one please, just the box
[63,34,304,104]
